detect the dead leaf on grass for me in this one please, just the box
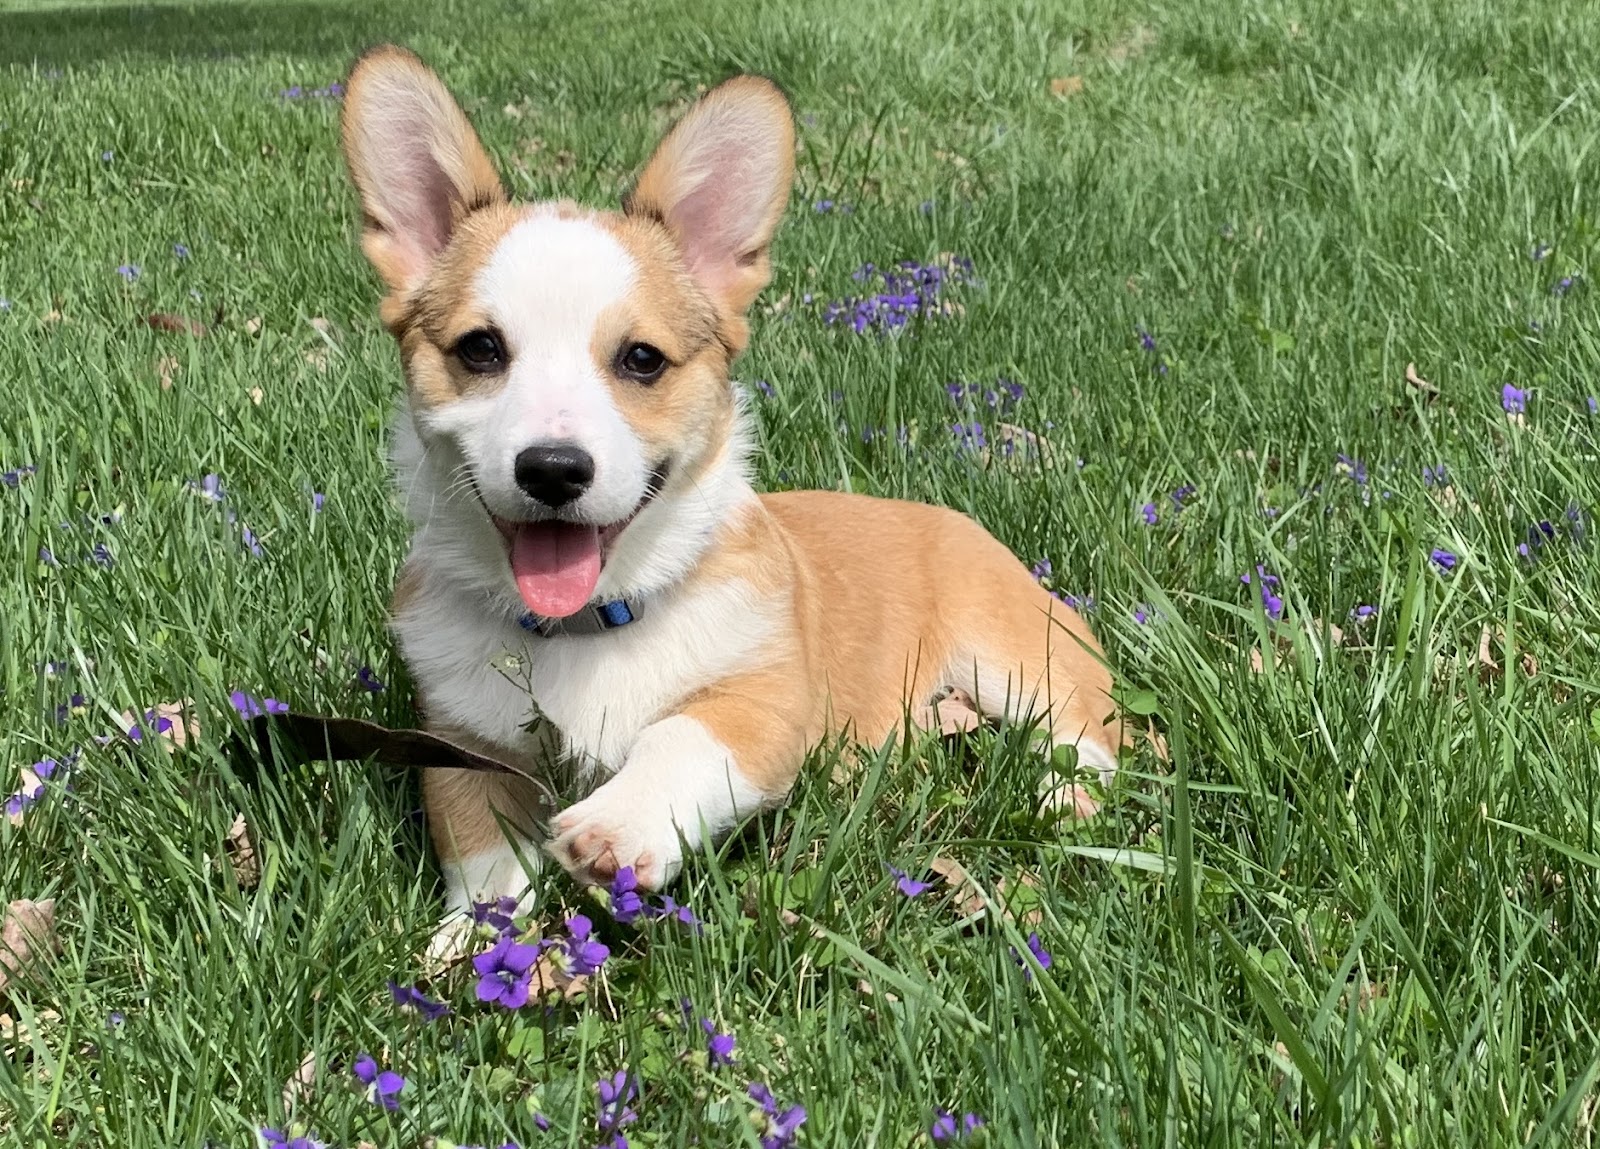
[244,316,263,336]
[1520,652,1539,678]
[281,1050,318,1113]
[144,312,207,337]
[118,699,200,750]
[155,354,180,390]
[1404,362,1438,399]
[0,1007,60,1054]
[308,316,335,339]
[248,386,265,405]
[1049,75,1085,98]
[303,346,330,373]
[1107,24,1156,62]
[227,813,260,889]
[528,946,589,1001]
[0,899,60,999]
[928,857,987,920]
[1474,625,1502,683]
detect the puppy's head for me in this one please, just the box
[341,47,793,617]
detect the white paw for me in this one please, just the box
[442,841,543,915]
[550,783,683,889]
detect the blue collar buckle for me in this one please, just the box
[518,597,641,638]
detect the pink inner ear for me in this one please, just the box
[368,141,458,283]
[666,137,772,297]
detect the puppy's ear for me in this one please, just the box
[340,46,504,295]
[625,76,795,316]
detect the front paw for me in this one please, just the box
[550,788,683,889]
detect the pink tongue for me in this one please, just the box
[510,522,602,618]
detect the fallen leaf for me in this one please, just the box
[308,316,335,339]
[1520,652,1540,678]
[244,316,263,336]
[248,386,265,405]
[1404,362,1438,398]
[0,899,60,999]
[992,422,1053,468]
[144,312,207,336]
[1144,721,1170,763]
[420,916,478,974]
[928,857,988,920]
[528,946,588,1001]
[118,700,199,751]
[1107,24,1156,62]
[1049,75,1085,98]
[227,813,260,889]
[155,354,180,390]
[1,1007,60,1053]
[1474,625,1502,683]
[303,346,330,372]
[503,102,524,119]
[281,1050,317,1113]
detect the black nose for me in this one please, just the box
[514,443,595,508]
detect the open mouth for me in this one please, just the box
[483,464,669,620]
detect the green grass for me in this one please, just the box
[3,0,1600,1144]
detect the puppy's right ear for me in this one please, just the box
[340,46,504,295]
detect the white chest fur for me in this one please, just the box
[391,570,775,774]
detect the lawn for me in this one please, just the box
[3,0,1600,1144]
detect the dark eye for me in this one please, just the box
[617,341,668,382]
[454,328,506,373]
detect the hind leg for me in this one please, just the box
[948,593,1124,793]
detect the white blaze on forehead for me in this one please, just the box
[440,208,651,528]
[476,210,637,347]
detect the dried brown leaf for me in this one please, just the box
[1,1007,60,1053]
[155,354,179,390]
[144,312,207,337]
[1404,361,1438,398]
[0,899,60,999]
[1049,75,1085,98]
[528,948,588,1001]
[928,857,987,920]
[118,700,199,751]
[308,317,335,339]
[1474,625,1503,683]
[227,813,260,889]
[244,316,263,336]
[303,346,330,373]
[282,1050,317,1113]
[1520,651,1540,678]
[248,386,265,405]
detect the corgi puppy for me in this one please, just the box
[339,46,1124,918]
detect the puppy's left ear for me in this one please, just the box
[625,76,795,317]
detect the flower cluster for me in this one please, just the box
[231,691,289,719]
[945,378,1024,411]
[1030,559,1096,613]
[822,256,974,335]
[607,868,703,932]
[4,752,77,819]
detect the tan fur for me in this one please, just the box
[347,49,1122,896]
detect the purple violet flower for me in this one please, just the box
[702,1018,736,1067]
[1140,502,1158,526]
[260,1128,325,1149]
[1430,548,1458,573]
[355,665,385,692]
[1335,453,1368,486]
[1013,931,1054,982]
[1587,396,1597,415]
[596,1069,639,1136]
[352,1053,405,1110]
[931,1111,986,1142]
[189,473,225,501]
[559,914,610,976]
[89,543,114,568]
[1553,275,1578,296]
[887,864,932,897]
[1241,566,1284,620]
[472,896,520,937]
[1502,384,1528,413]
[646,895,702,934]
[609,867,644,924]
[472,935,542,1009]
[115,263,140,282]
[230,691,288,719]
[1350,604,1377,621]
[1133,604,1154,625]
[173,243,190,260]
[749,1082,807,1149]
[1,463,36,488]
[1030,558,1052,582]
[311,491,325,512]
[386,980,450,1021]
[754,380,775,398]
[1423,464,1449,487]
